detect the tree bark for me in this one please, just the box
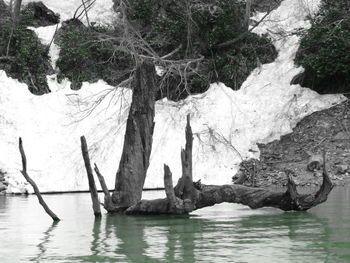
[111,61,156,211]
[18,138,60,222]
[245,0,252,29]
[12,0,22,24]
[81,136,101,217]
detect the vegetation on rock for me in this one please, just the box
[0,0,53,95]
[20,2,60,27]
[55,0,277,99]
[56,19,134,89]
[294,0,350,94]
[125,0,277,99]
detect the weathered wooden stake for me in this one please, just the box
[18,137,60,222]
[80,136,101,217]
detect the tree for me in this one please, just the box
[78,0,334,214]
[81,63,333,215]
[111,61,156,211]
[56,0,277,100]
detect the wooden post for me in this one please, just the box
[18,138,60,222]
[80,136,101,217]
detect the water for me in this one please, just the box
[0,186,349,263]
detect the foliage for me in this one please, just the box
[295,0,350,94]
[56,21,134,89]
[20,2,60,27]
[127,0,277,99]
[0,17,51,94]
[215,33,276,90]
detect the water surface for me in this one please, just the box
[0,187,349,263]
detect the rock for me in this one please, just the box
[336,164,348,174]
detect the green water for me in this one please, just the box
[0,186,349,263]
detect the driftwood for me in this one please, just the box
[18,138,60,221]
[80,136,101,217]
[126,116,334,215]
[111,61,156,211]
[94,163,113,210]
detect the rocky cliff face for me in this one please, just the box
[238,100,350,189]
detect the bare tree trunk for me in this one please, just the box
[12,0,22,24]
[245,0,252,29]
[18,138,60,222]
[111,61,156,211]
[81,136,101,217]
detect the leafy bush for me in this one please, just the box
[294,0,350,94]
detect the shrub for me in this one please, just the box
[0,18,51,94]
[129,0,277,100]
[294,0,350,94]
[56,21,134,89]
[56,1,277,99]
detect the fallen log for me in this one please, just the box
[18,138,60,221]
[126,116,334,215]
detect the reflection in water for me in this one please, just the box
[31,222,58,263]
[77,211,339,263]
[0,187,349,262]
